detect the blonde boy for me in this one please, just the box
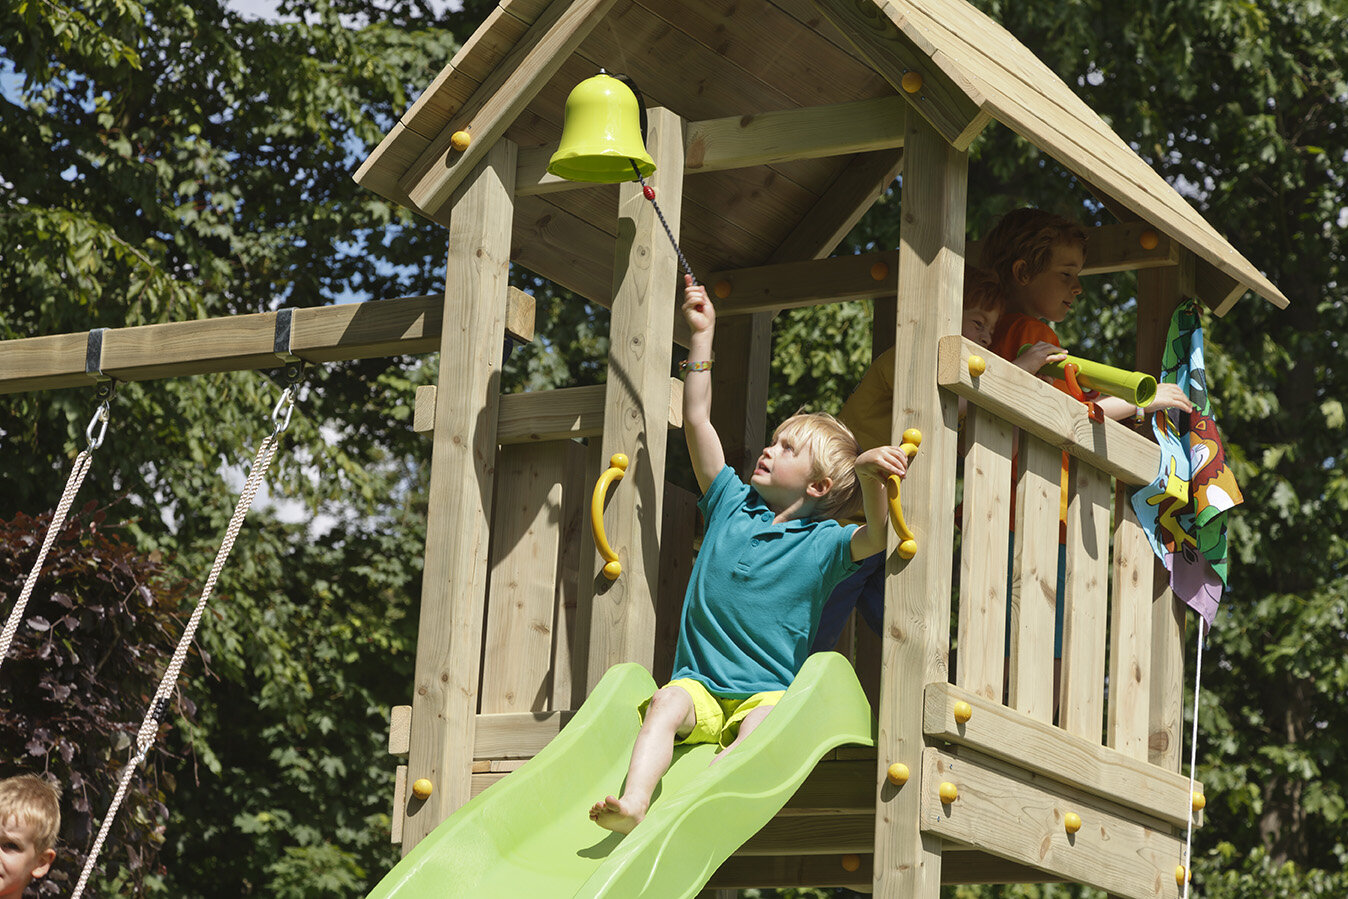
[589,276,908,835]
[0,775,59,898]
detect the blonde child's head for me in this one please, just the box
[980,208,1087,290]
[768,412,862,519]
[961,264,1004,348]
[0,774,60,894]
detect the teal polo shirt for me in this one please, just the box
[670,466,860,697]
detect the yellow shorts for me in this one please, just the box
[641,678,785,749]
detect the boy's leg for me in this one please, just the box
[711,703,774,764]
[591,685,696,833]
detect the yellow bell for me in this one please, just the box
[548,73,657,184]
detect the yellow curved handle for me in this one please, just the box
[591,453,629,580]
[886,428,922,559]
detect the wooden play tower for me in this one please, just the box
[0,0,1288,895]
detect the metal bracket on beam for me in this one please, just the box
[85,328,111,383]
[273,308,299,363]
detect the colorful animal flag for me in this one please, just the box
[1131,299,1243,629]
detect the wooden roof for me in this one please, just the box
[355,0,1288,312]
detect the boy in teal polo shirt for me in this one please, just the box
[590,276,910,835]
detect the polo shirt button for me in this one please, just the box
[751,539,760,546]
[761,512,772,522]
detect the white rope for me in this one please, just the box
[0,398,111,670]
[1181,622,1207,898]
[72,384,296,898]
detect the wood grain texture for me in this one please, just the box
[1008,434,1060,723]
[1058,458,1111,742]
[1108,483,1154,762]
[872,113,966,899]
[956,407,1012,703]
[401,139,516,851]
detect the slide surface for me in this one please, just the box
[367,652,874,899]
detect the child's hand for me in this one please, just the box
[681,275,714,334]
[1144,383,1195,415]
[855,445,909,483]
[1015,341,1067,377]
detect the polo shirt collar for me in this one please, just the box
[744,488,820,532]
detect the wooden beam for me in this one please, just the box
[412,380,683,443]
[923,683,1196,828]
[514,97,908,195]
[0,289,535,396]
[921,747,1185,898]
[472,710,574,759]
[401,138,516,851]
[705,222,1182,318]
[583,106,686,689]
[936,335,1161,486]
[773,149,904,263]
[399,0,619,221]
[811,0,990,150]
[874,112,966,899]
[684,97,907,172]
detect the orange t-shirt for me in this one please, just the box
[988,312,1070,539]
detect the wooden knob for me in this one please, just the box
[1139,228,1159,250]
[968,355,986,377]
[870,261,889,281]
[412,778,433,800]
[887,762,910,786]
[953,701,972,724]
[1064,811,1082,834]
[450,130,471,152]
[939,781,958,803]
[902,71,924,93]
[841,854,861,872]
[714,280,732,299]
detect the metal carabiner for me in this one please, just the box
[85,401,111,450]
[271,386,296,435]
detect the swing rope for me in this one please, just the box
[71,375,299,899]
[0,389,114,671]
[1181,623,1207,898]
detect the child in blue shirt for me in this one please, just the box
[590,276,909,834]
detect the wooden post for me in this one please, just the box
[583,107,686,690]
[1136,257,1193,771]
[710,313,771,478]
[401,139,516,851]
[873,112,966,899]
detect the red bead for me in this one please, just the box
[643,185,655,200]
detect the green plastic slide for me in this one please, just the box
[367,651,874,899]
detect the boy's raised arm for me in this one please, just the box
[681,276,725,493]
[849,446,910,562]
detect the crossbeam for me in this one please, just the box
[706,222,1179,316]
[514,96,909,195]
[0,289,535,396]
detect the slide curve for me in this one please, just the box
[367,651,874,899]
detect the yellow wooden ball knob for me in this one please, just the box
[886,762,910,786]
[1175,865,1189,885]
[450,130,471,152]
[1064,811,1082,834]
[412,778,434,800]
[602,560,622,580]
[610,453,629,471]
[1192,791,1206,811]
[1139,228,1159,250]
[841,854,861,872]
[902,70,924,93]
[938,781,958,803]
[902,428,922,449]
[870,261,889,281]
[714,280,732,299]
[897,538,917,560]
[953,700,972,724]
[968,355,986,377]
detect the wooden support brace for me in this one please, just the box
[811,0,990,150]
[921,747,1186,898]
[0,289,535,396]
[401,138,516,852]
[412,379,683,442]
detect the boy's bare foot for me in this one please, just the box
[588,795,645,834]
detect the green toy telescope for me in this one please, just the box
[1019,345,1157,407]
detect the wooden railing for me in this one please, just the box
[929,335,1196,898]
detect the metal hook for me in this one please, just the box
[85,401,111,450]
[272,386,295,435]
